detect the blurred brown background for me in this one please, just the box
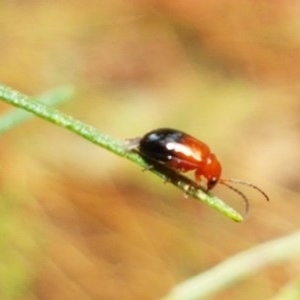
[0,1,300,299]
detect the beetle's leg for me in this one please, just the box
[195,168,203,186]
[124,137,142,150]
[142,164,154,172]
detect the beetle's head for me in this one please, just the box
[203,153,222,190]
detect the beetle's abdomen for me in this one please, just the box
[139,128,210,171]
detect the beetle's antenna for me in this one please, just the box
[220,178,269,202]
[219,180,250,217]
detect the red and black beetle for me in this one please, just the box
[126,128,269,215]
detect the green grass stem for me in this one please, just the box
[0,83,243,222]
[162,230,300,300]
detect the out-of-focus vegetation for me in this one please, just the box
[1,1,300,299]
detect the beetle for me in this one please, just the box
[126,128,269,215]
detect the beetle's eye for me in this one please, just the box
[208,177,218,190]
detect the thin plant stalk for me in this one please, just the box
[162,230,300,300]
[0,83,243,222]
